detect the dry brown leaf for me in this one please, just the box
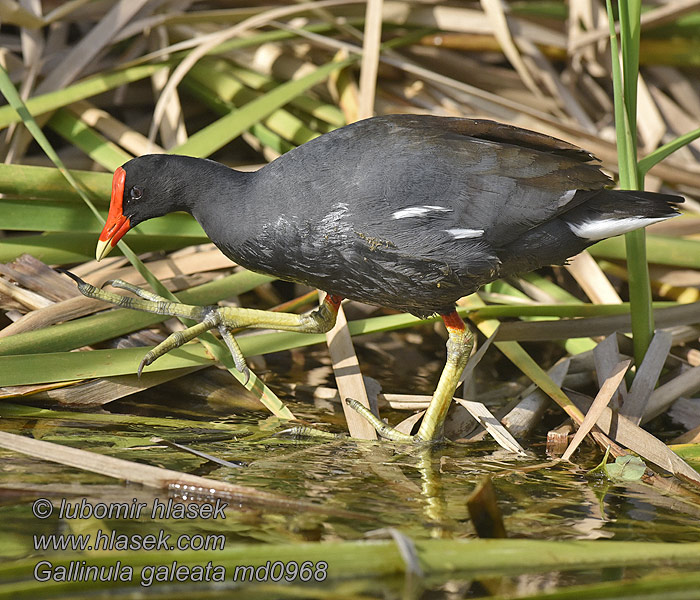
[621,330,673,425]
[324,295,376,440]
[357,0,383,120]
[566,251,622,305]
[561,359,630,461]
[454,398,527,455]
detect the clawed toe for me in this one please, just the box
[138,320,219,374]
[237,365,250,386]
[56,268,94,296]
[103,279,168,303]
[60,266,349,393]
[344,398,415,442]
[217,325,250,383]
[137,351,156,378]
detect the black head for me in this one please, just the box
[95,154,231,261]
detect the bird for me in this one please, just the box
[68,114,683,442]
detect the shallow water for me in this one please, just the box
[1,329,699,598]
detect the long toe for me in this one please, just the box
[103,279,169,303]
[344,398,415,442]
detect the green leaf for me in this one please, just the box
[174,55,357,158]
[590,234,700,269]
[182,76,296,155]
[0,163,111,200]
[0,232,206,264]
[0,270,274,357]
[186,60,320,147]
[48,109,131,171]
[0,67,101,223]
[638,126,700,175]
[605,0,654,365]
[0,198,205,237]
[0,64,169,129]
[0,402,243,432]
[4,537,700,596]
[0,346,212,385]
[619,0,642,164]
[604,455,646,481]
[605,0,636,188]
[221,60,345,127]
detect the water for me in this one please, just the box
[1,329,699,598]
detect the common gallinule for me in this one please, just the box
[69,115,682,441]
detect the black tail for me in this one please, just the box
[497,189,683,278]
[562,189,683,241]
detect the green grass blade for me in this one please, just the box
[173,55,356,158]
[0,67,102,225]
[0,346,211,386]
[0,402,243,431]
[3,539,700,597]
[605,1,636,186]
[0,232,205,264]
[181,76,296,155]
[0,67,147,275]
[625,228,654,364]
[0,163,111,200]
[0,67,289,417]
[590,234,700,270]
[0,64,169,129]
[605,1,653,366]
[638,126,700,175]
[198,58,345,126]
[519,272,583,304]
[186,60,320,146]
[0,198,205,237]
[47,109,131,170]
[619,0,642,163]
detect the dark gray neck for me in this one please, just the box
[174,160,256,250]
[165,156,253,215]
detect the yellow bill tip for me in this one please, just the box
[95,238,114,262]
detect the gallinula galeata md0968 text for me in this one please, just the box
[67,115,683,442]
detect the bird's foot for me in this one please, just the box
[59,270,250,379]
[99,280,250,378]
[276,426,345,440]
[136,311,245,379]
[344,310,474,443]
[344,398,417,442]
[60,270,342,381]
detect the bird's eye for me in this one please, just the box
[129,186,143,201]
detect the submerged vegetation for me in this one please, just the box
[1,1,700,598]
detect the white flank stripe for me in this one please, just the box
[568,216,669,241]
[445,228,484,239]
[392,205,451,219]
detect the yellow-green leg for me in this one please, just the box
[347,310,474,442]
[63,270,473,443]
[61,271,341,377]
